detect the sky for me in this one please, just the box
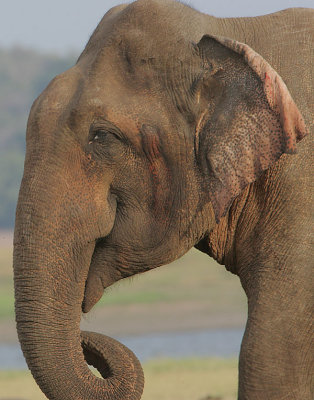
[1,0,313,54]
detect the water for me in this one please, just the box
[0,328,244,369]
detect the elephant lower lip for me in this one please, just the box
[82,233,128,314]
[81,239,106,313]
[82,255,117,313]
[82,271,105,313]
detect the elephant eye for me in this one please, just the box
[88,122,127,162]
[89,121,125,145]
[92,130,108,142]
[89,129,120,145]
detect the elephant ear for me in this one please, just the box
[195,35,308,223]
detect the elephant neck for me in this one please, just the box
[195,185,252,274]
[195,215,236,273]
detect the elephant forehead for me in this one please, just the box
[80,0,202,67]
[72,74,174,135]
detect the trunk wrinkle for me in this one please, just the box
[14,239,144,400]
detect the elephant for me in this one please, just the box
[13,0,313,399]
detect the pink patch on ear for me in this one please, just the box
[264,72,272,98]
[258,63,308,154]
[209,35,309,154]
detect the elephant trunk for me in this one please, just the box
[13,210,144,400]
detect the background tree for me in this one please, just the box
[0,47,76,228]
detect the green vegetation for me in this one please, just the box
[0,47,77,228]
[99,248,245,311]
[0,357,238,400]
[0,246,14,319]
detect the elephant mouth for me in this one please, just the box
[82,239,119,313]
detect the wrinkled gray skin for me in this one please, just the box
[14,1,313,399]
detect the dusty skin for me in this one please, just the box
[13,1,313,400]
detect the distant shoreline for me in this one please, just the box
[0,230,13,247]
[1,303,246,344]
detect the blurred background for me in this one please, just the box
[0,0,312,399]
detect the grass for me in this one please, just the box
[0,243,246,320]
[143,358,238,400]
[0,357,238,400]
[0,246,14,319]
[98,248,245,312]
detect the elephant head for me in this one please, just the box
[13,1,307,399]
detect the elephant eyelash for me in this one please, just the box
[89,122,124,144]
[91,130,108,141]
[89,130,118,145]
[94,132,104,143]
